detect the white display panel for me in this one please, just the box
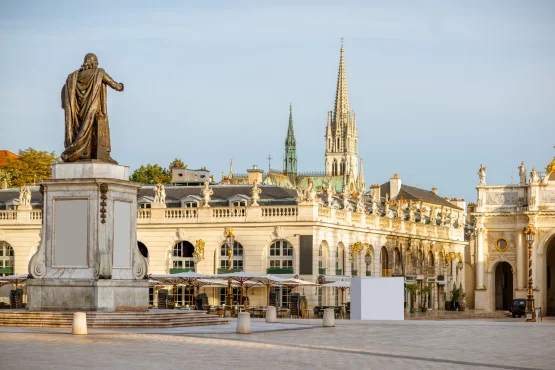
[350,277,404,320]
[53,199,88,267]
[113,201,132,268]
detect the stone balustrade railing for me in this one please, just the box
[30,210,42,220]
[261,206,298,217]
[212,207,246,218]
[0,203,464,242]
[0,211,17,220]
[137,209,151,219]
[317,206,330,218]
[166,208,197,219]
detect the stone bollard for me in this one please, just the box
[323,308,335,327]
[265,306,277,323]
[236,312,251,334]
[72,312,88,335]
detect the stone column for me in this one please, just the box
[476,228,485,289]
[516,229,525,289]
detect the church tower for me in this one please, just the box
[283,104,298,176]
[325,41,359,185]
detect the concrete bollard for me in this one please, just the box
[72,312,88,335]
[265,306,277,323]
[236,312,251,334]
[323,308,335,327]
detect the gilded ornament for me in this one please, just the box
[495,238,509,252]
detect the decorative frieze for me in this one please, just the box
[486,192,518,205]
[541,191,555,203]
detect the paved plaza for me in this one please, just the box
[0,319,553,370]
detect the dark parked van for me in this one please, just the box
[509,299,527,318]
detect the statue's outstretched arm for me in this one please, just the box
[102,71,124,92]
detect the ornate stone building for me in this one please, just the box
[468,153,555,315]
[0,43,467,311]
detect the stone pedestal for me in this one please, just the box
[27,163,148,312]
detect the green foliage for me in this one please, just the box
[404,283,419,293]
[2,148,60,187]
[130,164,171,184]
[169,158,186,169]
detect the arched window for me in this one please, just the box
[171,241,195,273]
[219,241,244,272]
[336,137,340,149]
[138,242,148,259]
[336,244,345,275]
[381,246,389,277]
[328,139,331,150]
[268,240,293,273]
[0,241,14,277]
[332,160,337,176]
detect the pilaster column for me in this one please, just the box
[476,228,485,289]
[516,229,525,289]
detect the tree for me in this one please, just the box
[3,148,60,187]
[169,158,186,169]
[130,164,171,184]
[405,283,420,313]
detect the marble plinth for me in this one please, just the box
[28,162,148,312]
[27,279,149,312]
[52,162,129,180]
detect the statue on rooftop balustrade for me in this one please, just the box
[61,53,124,163]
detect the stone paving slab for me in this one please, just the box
[0,319,553,369]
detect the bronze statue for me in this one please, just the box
[61,53,124,163]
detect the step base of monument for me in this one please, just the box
[0,309,227,328]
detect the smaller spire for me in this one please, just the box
[228,159,233,179]
[358,158,366,192]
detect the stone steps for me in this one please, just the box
[0,310,227,328]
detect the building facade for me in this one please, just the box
[0,43,468,311]
[468,155,555,315]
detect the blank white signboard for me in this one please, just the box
[350,277,404,320]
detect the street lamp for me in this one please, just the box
[224,227,235,306]
[365,250,372,276]
[524,224,536,322]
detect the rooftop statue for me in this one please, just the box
[518,161,527,185]
[478,164,487,185]
[61,53,124,163]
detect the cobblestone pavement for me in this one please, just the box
[0,319,553,370]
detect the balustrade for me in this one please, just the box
[261,206,297,217]
[165,208,197,219]
[137,209,151,219]
[317,206,330,218]
[212,207,246,218]
[0,211,17,220]
[30,210,42,220]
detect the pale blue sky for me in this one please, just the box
[1,1,554,202]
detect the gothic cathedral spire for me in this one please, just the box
[283,103,297,176]
[325,40,359,185]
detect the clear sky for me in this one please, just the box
[1,0,554,203]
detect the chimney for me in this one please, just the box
[247,165,263,185]
[431,186,437,195]
[390,174,401,199]
[370,184,380,202]
[450,197,466,210]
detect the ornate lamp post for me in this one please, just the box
[224,227,235,306]
[524,224,536,322]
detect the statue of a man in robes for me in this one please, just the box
[61,53,124,163]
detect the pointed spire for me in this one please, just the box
[334,39,350,128]
[326,111,332,138]
[284,104,297,175]
[228,159,233,179]
[358,158,365,192]
[285,103,295,146]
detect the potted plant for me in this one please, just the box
[458,283,466,311]
[450,282,460,311]
[420,285,430,312]
[405,283,419,313]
